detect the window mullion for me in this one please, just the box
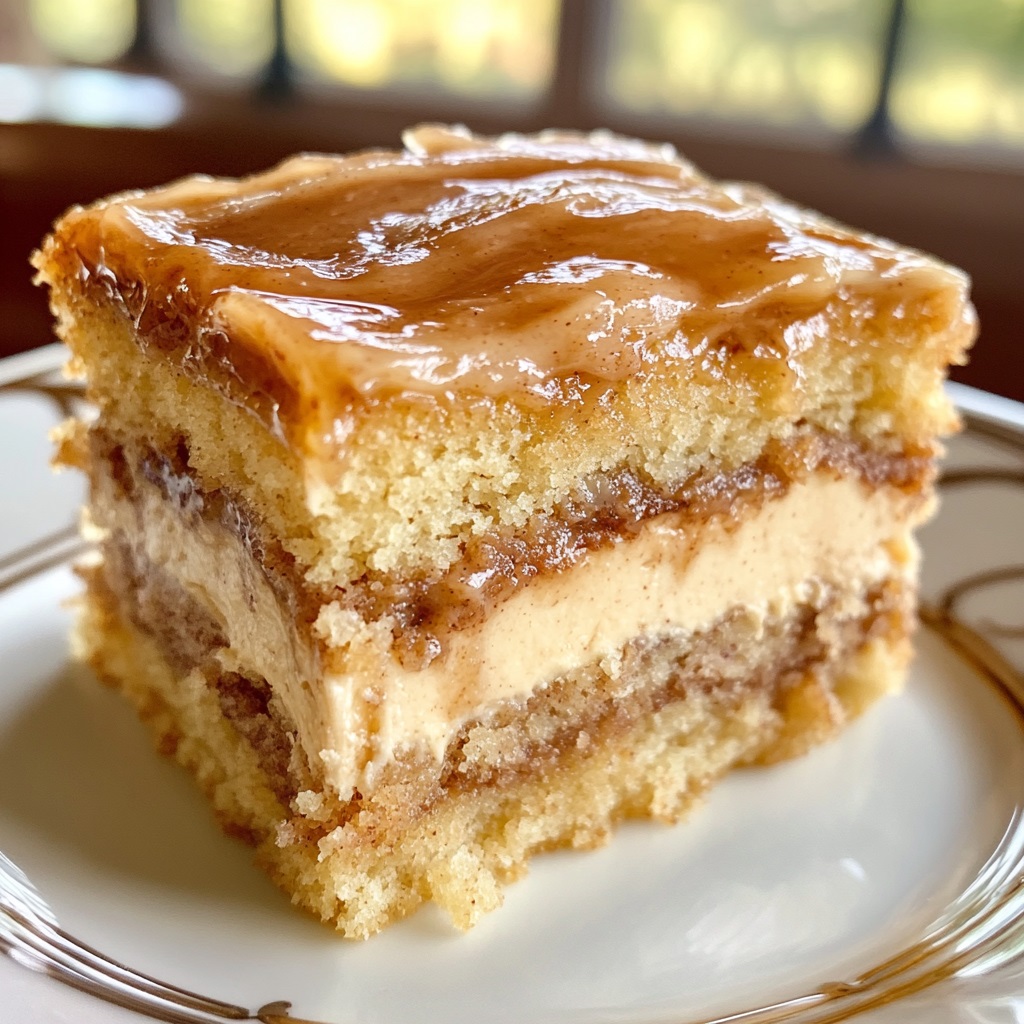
[544,0,610,129]
[124,0,158,66]
[855,0,907,157]
[256,0,293,101]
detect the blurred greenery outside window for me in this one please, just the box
[21,0,1024,156]
[606,0,891,134]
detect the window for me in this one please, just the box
[284,0,558,100]
[605,0,891,136]
[16,0,1024,161]
[893,0,1024,152]
[29,0,136,64]
[160,0,276,79]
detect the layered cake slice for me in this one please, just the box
[34,125,975,937]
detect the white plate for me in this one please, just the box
[2,346,1023,1024]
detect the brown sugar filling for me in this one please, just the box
[96,540,302,805]
[89,427,932,667]
[90,537,908,846]
[326,576,909,847]
[380,432,929,662]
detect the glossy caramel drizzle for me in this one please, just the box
[45,126,973,443]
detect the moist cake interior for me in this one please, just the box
[35,125,975,937]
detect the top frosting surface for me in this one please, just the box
[54,124,967,421]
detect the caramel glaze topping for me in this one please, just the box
[50,125,971,447]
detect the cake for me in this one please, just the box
[33,125,975,938]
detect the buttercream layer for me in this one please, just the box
[86,438,927,800]
[310,472,922,797]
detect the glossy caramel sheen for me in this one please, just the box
[49,125,969,434]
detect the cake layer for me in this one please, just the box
[76,565,911,936]
[85,425,925,800]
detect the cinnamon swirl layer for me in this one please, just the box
[82,420,928,802]
[85,425,932,655]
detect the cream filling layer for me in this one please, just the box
[91,469,927,801]
[316,476,925,795]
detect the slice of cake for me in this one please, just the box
[34,125,975,938]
